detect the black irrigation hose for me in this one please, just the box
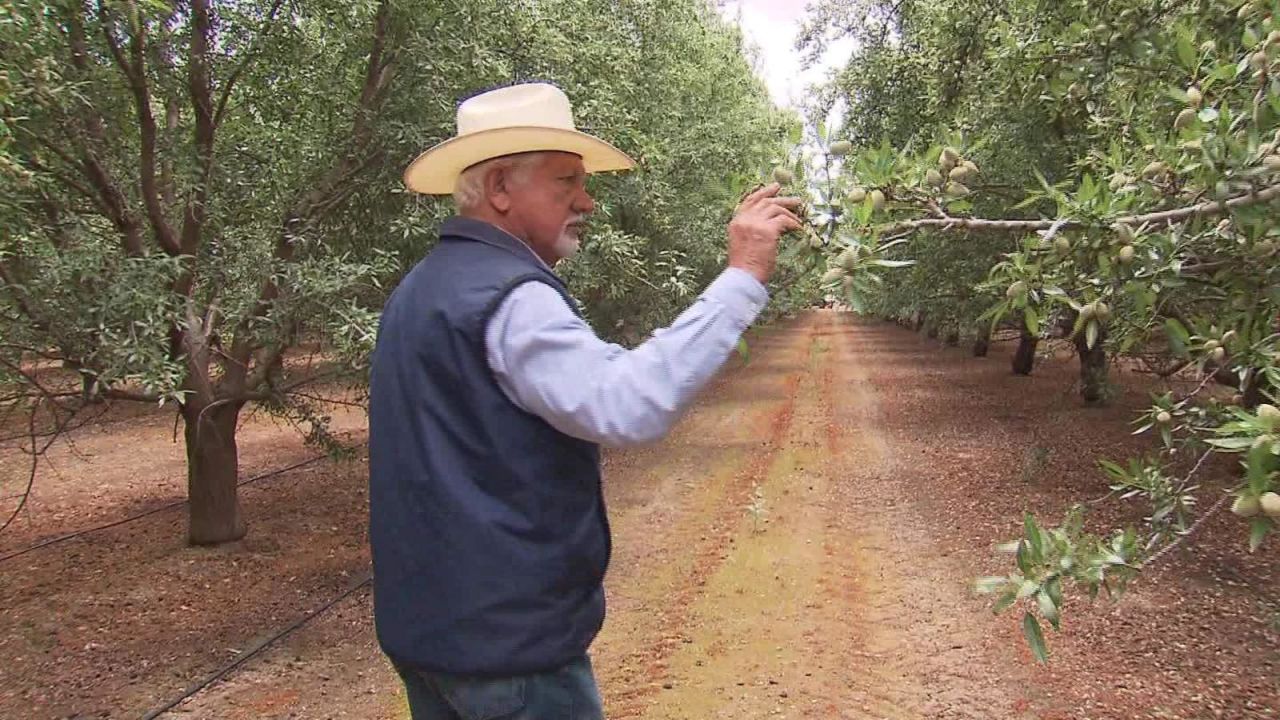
[139,571,374,720]
[0,454,328,564]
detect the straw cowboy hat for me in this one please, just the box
[403,82,636,195]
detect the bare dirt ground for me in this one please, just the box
[0,310,1276,719]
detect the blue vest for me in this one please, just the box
[368,217,610,676]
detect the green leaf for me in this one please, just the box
[1246,442,1273,493]
[1205,437,1256,450]
[1024,513,1045,561]
[1045,575,1064,608]
[994,588,1018,614]
[735,337,750,364]
[855,198,873,224]
[975,576,1008,594]
[1165,318,1190,356]
[1024,307,1039,335]
[1244,27,1261,50]
[1085,320,1099,350]
[1175,31,1197,70]
[1097,459,1128,479]
[1036,590,1061,630]
[1012,195,1043,210]
[1016,540,1033,574]
[867,258,917,268]
[1248,517,1270,552]
[1210,62,1237,82]
[1022,612,1050,663]
[1032,167,1053,193]
[1016,578,1040,599]
[1078,174,1098,204]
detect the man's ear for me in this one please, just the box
[484,164,513,214]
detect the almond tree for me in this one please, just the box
[0,0,403,543]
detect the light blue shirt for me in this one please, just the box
[485,243,768,448]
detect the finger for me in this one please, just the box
[737,182,765,204]
[774,214,803,233]
[765,205,802,224]
[767,195,805,210]
[744,182,781,206]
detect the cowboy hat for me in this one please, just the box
[403,82,636,195]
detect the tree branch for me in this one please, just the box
[240,367,351,402]
[20,146,107,216]
[0,408,42,535]
[0,260,52,334]
[0,356,64,405]
[96,0,139,88]
[56,8,147,257]
[241,323,299,394]
[179,0,216,256]
[98,0,182,255]
[103,387,163,403]
[212,0,288,128]
[879,183,1280,236]
[36,195,77,250]
[224,0,395,393]
[25,118,144,255]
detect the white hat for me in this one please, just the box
[403,83,636,195]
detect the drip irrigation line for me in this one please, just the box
[139,571,373,720]
[0,454,328,564]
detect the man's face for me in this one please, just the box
[506,152,595,263]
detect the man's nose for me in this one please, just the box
[574,187,595,215]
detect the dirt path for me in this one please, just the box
[590,310,1027,719]
[3,310,1275,718]
[170,311,1029,719]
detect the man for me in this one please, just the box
[369,82,801,719]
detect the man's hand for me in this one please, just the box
[727,183,803,285]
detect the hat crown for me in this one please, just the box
[403,81,634,194]
[457,83,576,136]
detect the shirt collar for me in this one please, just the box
[439,216,553,272]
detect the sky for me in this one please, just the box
[715,0,857,112]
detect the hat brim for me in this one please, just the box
[403,127,636,195]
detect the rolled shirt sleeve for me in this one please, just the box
[485,268,768,448]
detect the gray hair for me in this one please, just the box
[452,152,549,211]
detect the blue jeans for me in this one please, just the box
[392,656,605,720]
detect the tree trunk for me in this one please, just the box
[972,334,990,357]
[926,324,939,339]
[183,401,246,545]
[1012,327,1037,375]
[944,329,960,346]
[1074,329,1109,404]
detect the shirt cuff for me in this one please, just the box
[703,267,769,330]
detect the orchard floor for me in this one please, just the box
[1,310,1277,719]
